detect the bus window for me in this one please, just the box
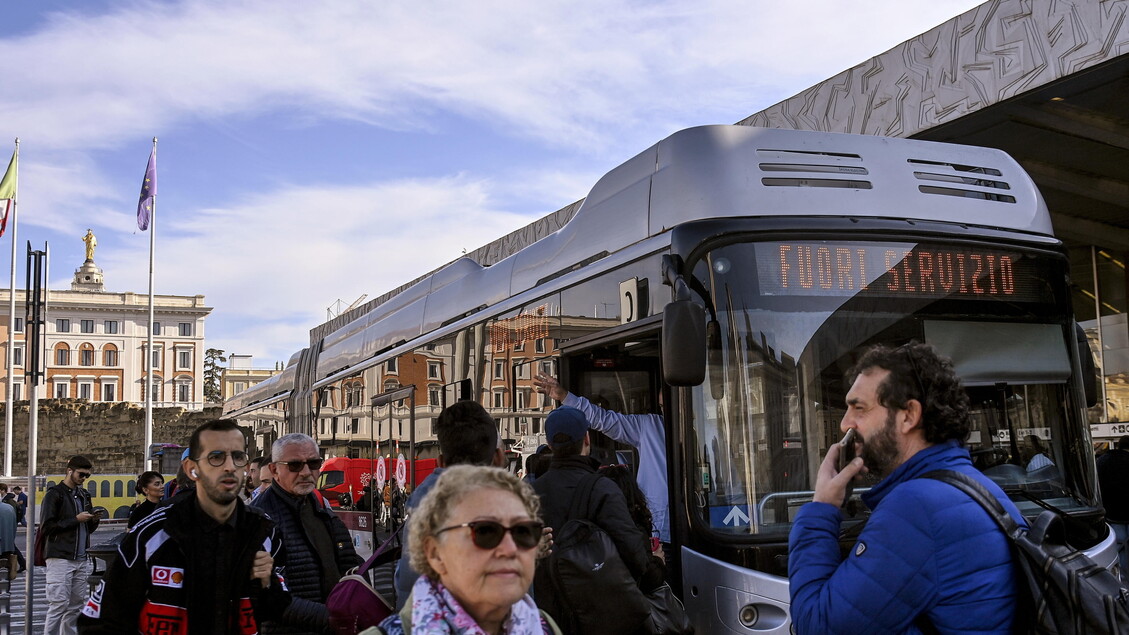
[686,239,1097,539]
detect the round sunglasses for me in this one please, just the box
[436,520,544,550]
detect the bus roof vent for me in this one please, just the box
[757,148,871,189]
[909,159,1017,203]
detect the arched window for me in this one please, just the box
[100,481,110,497]
[103,344,118,367]
[54,343,70,366]
[79,343,95,367]
[114,480,123,497]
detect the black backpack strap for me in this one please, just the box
[919,469,1021,537]
[567,473,603,521]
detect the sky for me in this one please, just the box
[0,0,986,368]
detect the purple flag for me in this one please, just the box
[137,148,157,230]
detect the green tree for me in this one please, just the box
[204,348,227,403]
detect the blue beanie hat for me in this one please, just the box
[546,407,589,448]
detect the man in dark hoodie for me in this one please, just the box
[531,406,653,632]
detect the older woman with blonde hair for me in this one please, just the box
[378,464,559,634]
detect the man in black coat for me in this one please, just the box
[253,433,361,634]
[41,455,100,635]
[1098,435,1129,582]
[532,406,652,631]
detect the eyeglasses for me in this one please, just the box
[74,471,91,479]
[275,458,324,473]
[197,451,250,468]
[436,520,544,550]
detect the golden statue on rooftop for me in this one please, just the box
[83,229,97,262]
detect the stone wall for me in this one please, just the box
[0,400,224,475]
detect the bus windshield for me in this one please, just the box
[687,238,1099,538]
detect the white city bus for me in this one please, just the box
[224,125,1114,633]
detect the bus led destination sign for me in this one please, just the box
[760,242,1041,300]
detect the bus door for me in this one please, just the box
[556,319,675,575]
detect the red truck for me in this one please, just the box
[316,456,438,508]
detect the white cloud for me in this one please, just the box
[1,0,985,153]
[9,0,988,365]
[91,174,533,361]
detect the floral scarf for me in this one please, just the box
[407,575,546,635]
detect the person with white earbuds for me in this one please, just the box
[79,420,292,634]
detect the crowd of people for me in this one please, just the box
[13,341,1127,634]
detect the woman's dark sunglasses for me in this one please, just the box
[276,458,324,473]
[436,520,544,550]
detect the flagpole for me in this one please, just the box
[4,138,18,478]
[145,137,157,471]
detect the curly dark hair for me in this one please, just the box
[848,342,970,444]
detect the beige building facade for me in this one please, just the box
[0,253,212,408]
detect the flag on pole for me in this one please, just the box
[0,149,16,237]
[137,148,156,231]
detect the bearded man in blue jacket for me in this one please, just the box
[788,342,1023,634]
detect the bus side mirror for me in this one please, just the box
[662,300,706,386]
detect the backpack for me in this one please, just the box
[923,470,1129,634]
[326,523,403,634]
[548,473,651,634]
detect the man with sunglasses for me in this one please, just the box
[79,420,289,634]
[41,455,100,635]
[253,433,361,634]
[788,343,1022,633]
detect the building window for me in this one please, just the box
[152,322,161,336]
[103,347,118,367]
[177,383,190,403]
[80,319,94,334]
[233,381,247,394]
[150,348,162,369]
[12,346,22,367]
[516,389,527,410]
[150,380,161,401]
[12,383,21,400]
[104,320,118,334]
[55,347,69,366]
[515,363,528,380]
[536,338,546,353]
[56,319,70,333]
[494,360,505,379]
[103,383,116,401]
[55,383,69,398]
[428,361,440,379]
[514,340,524,352]
[80,348,94,366]
[493,390,504,409]
[178,350,191,370]
[178,322,192,336]
[14,317,22,332]
[540,360,553,376]
[386,357,397,373]
[429,386,440,405]
[79,383,92,400]
[350,418,359,434]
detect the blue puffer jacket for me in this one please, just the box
[789,440,1022,634]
